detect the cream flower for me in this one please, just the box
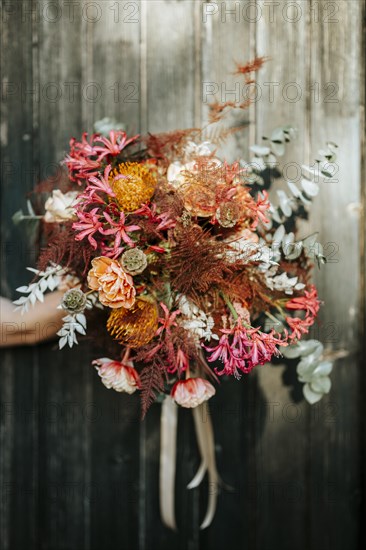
[44,190,79,222]
[171,378,216,408]
[93,358,141,394]
[87,256,136,309]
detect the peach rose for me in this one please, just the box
[93,358,141,394]
[87,256,136,309]
[171,378,216,408]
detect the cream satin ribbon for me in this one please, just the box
[159,398,220,530]
[159,396,178,530]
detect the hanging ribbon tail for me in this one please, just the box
[187,459,207,489]
[159,396,178,530]
[192,403,220,530]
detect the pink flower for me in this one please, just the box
[250,190,270,228]
[286,315,314,341]
[72,207,102,248]
[64,133,101,183]
[167,348,189,374]
[100,242,125,259]
[148,245,166,254]
[134,203,176,231]
[286,285,320,318]
[171,378,216,408]
[156,303,180,336]
[205,318,285,378]
[84,165,116,199]
[73,132,99,157]
[94,131,139,161]
[93,357,141,394]
[100,211,140,248]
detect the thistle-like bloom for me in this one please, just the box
[93,357,141,394]
[171,378,216,408]
[94,131,139,161]
[205,318,285,378]
[72,208,103,249]
[100,211,140,249]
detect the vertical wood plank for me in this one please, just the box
[36,2,92,548]
[199,3,259,549]
[360,2,366,547]
[87,3,142,549]
[308,2,362,548]
[141,2,201,548]
[255,2,310,548]
[0,1,39,548]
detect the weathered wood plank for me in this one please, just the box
[87,3,142,549]
[0,2,39,549]
[308,2,363,549]
[199,3,258,548]
[254,2,311,548]
[36,2,92,548]
[140,2,201,548]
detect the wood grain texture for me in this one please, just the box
[255,2,311,548]
[307,3,363,549]
[0,1,364,549]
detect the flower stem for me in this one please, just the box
[265,311,283,326]
[220,292,238,320]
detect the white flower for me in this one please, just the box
[166,141,220,188]
[166,161,194,187]
[254,244,278,269]
[184,140,213,157]
[265,268,305,295]
[44,190,79,223]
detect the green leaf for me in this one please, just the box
[12,210,24,225]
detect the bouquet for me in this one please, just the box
[14,58,338,528]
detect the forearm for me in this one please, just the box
[0,292,65,347]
